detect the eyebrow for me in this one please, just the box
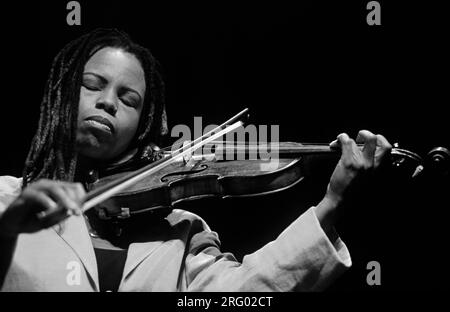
[83,72,143,102]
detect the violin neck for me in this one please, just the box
[203,141,365,156]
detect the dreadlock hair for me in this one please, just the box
[22,28,168,187]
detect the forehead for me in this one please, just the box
[84,47,146,92]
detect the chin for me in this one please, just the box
[76,134,113,161]
[78,147,112,161]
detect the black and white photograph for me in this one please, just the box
[0,0,448,301]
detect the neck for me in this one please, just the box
[74,154,100,184]
[106,148,138,168]
[74,148,139,183]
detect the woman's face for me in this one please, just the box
[76,47,145,161]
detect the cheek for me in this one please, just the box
[117,110,141,142]
[77,90,93,121]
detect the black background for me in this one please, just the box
[0,1,448,291]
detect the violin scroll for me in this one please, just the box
[426,146,450,177]
[390,143,449,179]
[390,143,424,179]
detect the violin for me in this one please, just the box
[81,109,449,221]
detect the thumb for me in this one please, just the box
[329,139,340,150]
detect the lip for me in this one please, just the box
[84,115,115,134]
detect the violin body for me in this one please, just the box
[92,156,305,219]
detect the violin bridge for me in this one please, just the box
[96,207,131,220]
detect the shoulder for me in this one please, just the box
[0,175,22,195]
[0,175,22,213]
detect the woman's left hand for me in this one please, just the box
[314,130,392,235]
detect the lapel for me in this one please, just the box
[53,215,99,291]
[53,215,166,288]
[122,240,163,280]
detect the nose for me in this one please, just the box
[95,89,118,116]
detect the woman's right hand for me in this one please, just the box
[0,179,85,239]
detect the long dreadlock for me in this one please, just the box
[22,28,168,187]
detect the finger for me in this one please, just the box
[60,182,85,215]
[337,133,354,155]
[356,130,377,167]
[62,185,81,216]
[337,133,364,170]
[374,134,393,167]
[73,183,87,199]
[73,183,86,215]
[376,134,392,150]
[23,189,58,217]
[32,191,71,226]
[35,182,80,217]
[24,190,63,220]
[329,139,340,150]
[38,207,70,228]
[61,183,77,201]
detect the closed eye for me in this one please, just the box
[120,95,139,108]
[82,73,105,91]
[82,78,103,91]
[82,83,101,91]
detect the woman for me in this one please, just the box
[0,28,391,291]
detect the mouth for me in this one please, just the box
[84,115,115,134]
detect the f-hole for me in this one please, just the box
[160,164,209,182]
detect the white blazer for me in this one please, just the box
[0,176,351,291]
